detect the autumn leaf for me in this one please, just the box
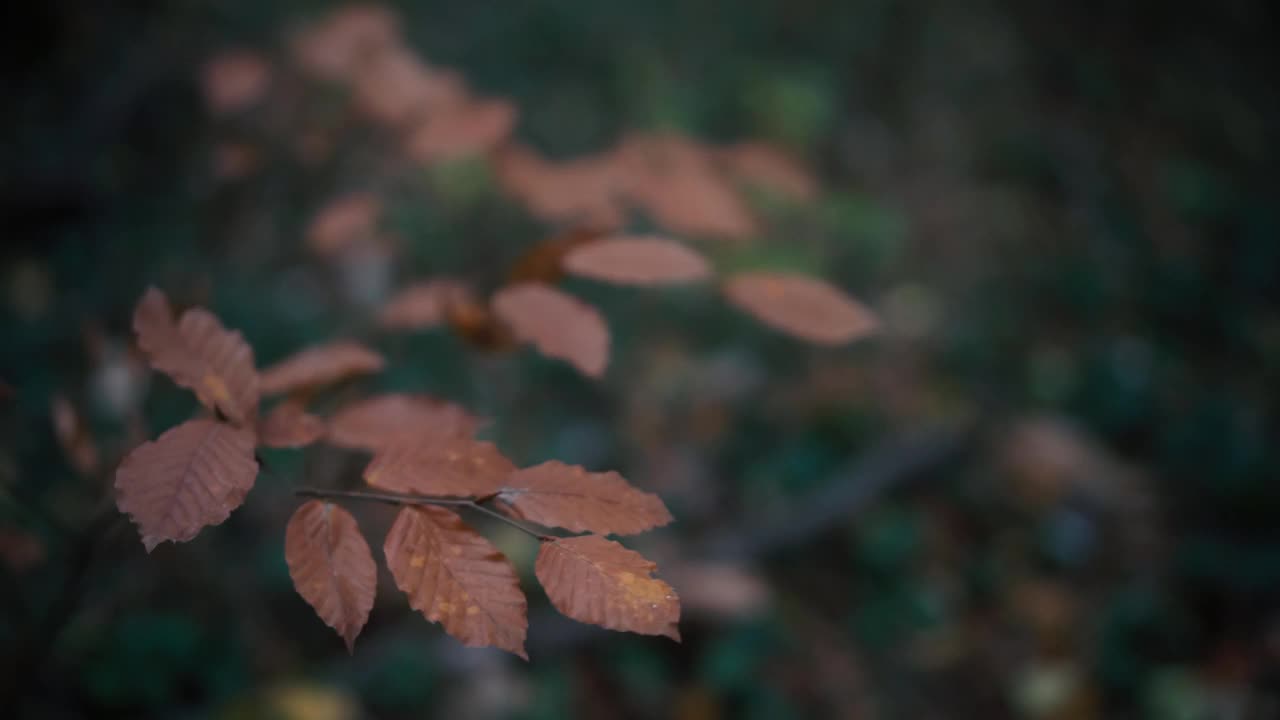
[115,418,258,552]
[491,283,609,378]
[285,501,377,652]
[405,98,517,163]
[306,193,381,256]
[132,288,260,425]
[536,535,680,640]
[498,460,673,535]
[202,50,272,116]
[495,145,627,229]
[378,279,476,330]
[51,392,100,475]
[365,437,514,497]
[715,142,818,202]
[507,226,606,286]
[722,272,879,345]
[259,400,326,449]
[384,505,528,658]
[562,236,712,286]
[289,4,400,81]
[615,134,756,240]
[327,393,482,451]
[258,340,385,396]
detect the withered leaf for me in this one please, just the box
[365,437,514,497]
[498,461,673,535]
[306,193,382,256]
[507,227,605,286]
[258,341,385,396]
[115,418,258,552]
[723,272,879,345]
[327,393,482,451]
[202,50,272,116]
[491,283,609,378]
[258,399,326,449]
[536,535,680,640]
[378,279,476,330]
[132,288,259,424]
[285,500,377,652]
[51,392,100,475]
[385,505,528,658]
[716,142,818,202]
[562,236,712,286]
[405,98,517,163]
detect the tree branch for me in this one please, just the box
[294,487,552,541]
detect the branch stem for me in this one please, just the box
[294,487,552,541]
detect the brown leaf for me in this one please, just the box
[507,227,606,286]
[385,505,528,658]
[498,461,673,535]
[716,142,818,201]
[327,393,483,451]
[202,50,272,116]
[378,279,476,330]
[491,283,609,378]
[306,193,382,256]
[365,436,514,497]
[285,500,377,652]
[562,236,712,286]
[115,418,258,552]
[258,341,385,396]
[495,145,627,229]
[132,288,259,424]
[51,392,100,475]
[289,4,400,81]
[722,272,878,345]
[259,399,326,448]
[615,134,755,240]
[535,534,680,640]
[405,98,516,163]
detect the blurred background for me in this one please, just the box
[2,1,1279,718]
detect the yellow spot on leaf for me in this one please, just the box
[202,375,232,405]
[466,606,479,616]
[409,555,426,568]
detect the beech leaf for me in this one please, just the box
[385,506,528,658]
[132,288,259,424]
[498,460,673,535]
[327,393,483,451]
[723,272,878,345]
[285,501,377,652]
[258,340,385,396]
[115,418,258,552]
[536,535,680,640]
[491,283,609,378]
[365,437,514,497]
[258,399,326,448]
[378,279,476,330]
[562,236,711,286]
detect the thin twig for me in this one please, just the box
[294,487,552,541]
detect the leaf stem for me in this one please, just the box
[294,487,552,541]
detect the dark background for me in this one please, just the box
[2,1,1279,718]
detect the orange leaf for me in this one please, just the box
[202,50,271,116]
[365,437,514,497]
[498,460,672,535]
[132,288,259,424]
[115,418,258,552]
[722,272,878,345]
[405,98,516,163]
[285,500,377,652]
[384,505,528,658]
[378,279,476,330]
[258,399,326,448]
[258,340,385,396]
[306,193,381,256]
[535,535,680,640]
[715,142,818,202]
[327,393,482,451]
[491,283,609,378]
[562,236,711,286]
